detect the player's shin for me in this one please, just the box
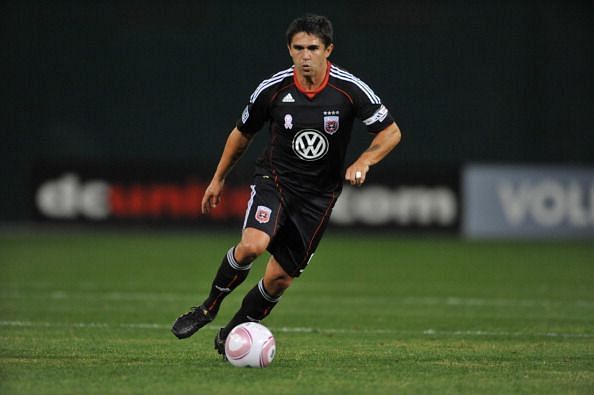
[220,279,280,339]
[202,247,253,316]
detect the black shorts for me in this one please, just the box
[242,176,338,277]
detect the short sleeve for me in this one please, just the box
[236,68,293,135]
[341,71,394,133]
[236,94,269,135]
[359,103,394,134]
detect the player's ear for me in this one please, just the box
[324,43,334,58]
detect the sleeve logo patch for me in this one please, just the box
[241,105,250,124]
[362,104,388,126]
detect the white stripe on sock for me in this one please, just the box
[227,247,252,271]
[258,279,281,303]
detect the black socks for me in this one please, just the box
[201,247,282,339]
[202,247,252,316]
[220,279,281,338]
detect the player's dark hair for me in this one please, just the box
[286,14,334,47]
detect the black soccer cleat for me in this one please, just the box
[171,305,214,339]
[214,328,227,359]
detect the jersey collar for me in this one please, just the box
[293,61,331,100]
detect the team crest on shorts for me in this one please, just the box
[255,205,272,224]
[323,115,339,135]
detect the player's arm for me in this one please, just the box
[202,127,255,214]
[345,122,401,186]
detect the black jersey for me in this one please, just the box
[236,62,394,196]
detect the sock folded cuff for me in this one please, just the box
[258,279,281,303]
[227,247,252,271]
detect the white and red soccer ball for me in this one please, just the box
[224,322,276,368]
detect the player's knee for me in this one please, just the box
[273,274,293,290]
[235,228,270,263]
[235,239,268,262]
[264,273,293,297]
[262,257,293,296]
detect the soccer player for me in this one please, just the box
[172,14,402,355]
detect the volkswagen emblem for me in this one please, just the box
[291,129,329,161]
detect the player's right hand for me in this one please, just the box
[201,180,224,214]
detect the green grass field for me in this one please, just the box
[1,230,593,394]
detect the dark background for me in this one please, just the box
[3,0,593,220]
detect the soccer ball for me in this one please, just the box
[225,322,276,368]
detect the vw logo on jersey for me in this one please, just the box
[292,129,329,161]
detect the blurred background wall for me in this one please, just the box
[2,1,593,232]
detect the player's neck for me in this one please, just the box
[294,62,331,98]
[295,61,329,91]
[298,75,323,91]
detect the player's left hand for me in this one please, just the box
[345,164,369,187]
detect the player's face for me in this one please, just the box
[288,32,334,79]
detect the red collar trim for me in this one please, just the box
[293,61,331,99]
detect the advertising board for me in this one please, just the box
[463,164,594,239]
[31,162,460,232]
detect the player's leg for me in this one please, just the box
[214,192,335,352]
[171,228,270,339]
[201,228,270,317]
[172,177,281,340]
[214,256,292,353]
[222,256,292,333]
